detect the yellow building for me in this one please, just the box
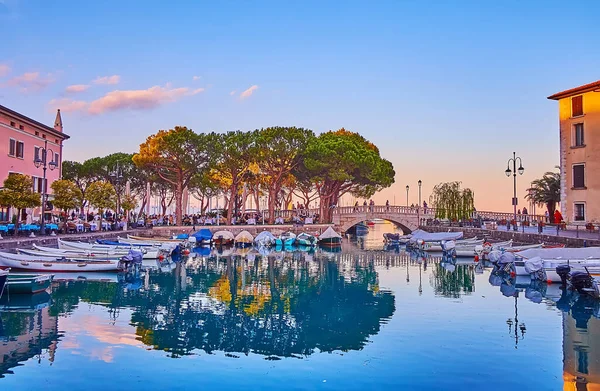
[548,81,600,223]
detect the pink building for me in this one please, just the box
[0,104,70,222]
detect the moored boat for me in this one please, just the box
[0,269,8,297]
[5,274,53,294]
[254,231,277,247]
[235,230,254,247]
[276,232,296,246]
[191,229,213,245]
[513,247,600,282]
[318,227,342,246]
[296,232,317,247]
[213,230,235,245]
[0,252,121,272]
[50,240,161,259]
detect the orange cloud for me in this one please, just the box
[65,84,90,93]
[7,71,55,92]
[0,64,10,77]
[240,85,258,99]
[48,98,87,113]
[87,84,203,114]
[93,75,120,85]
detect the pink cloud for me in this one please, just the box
[65,84,90,93]
[87,84,201,114]
[7,72,55,92]
[229,90,236,96]
[193,75,201,81]
[93,75,120,85]
[0,64,10,77]
[48,98,87,113]
[240,85,258,99]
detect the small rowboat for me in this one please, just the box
[319,227,343,246]
[5,274,53,294]
[0,252,121,272]
[296,233,317,247]
[59,239,165,257]
[235,231,254,248]
[213,231,235,245]
[276,232,296,247]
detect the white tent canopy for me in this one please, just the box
[319,227,342,240]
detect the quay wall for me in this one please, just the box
[422,226,600,248]
[0,228,152,250]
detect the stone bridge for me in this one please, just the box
[332,205,433,233]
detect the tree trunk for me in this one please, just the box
[268,185,277,224]
[546,202,556,218]
[175,177,183,226]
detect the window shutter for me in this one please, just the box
[572,96,583,117]
[573,165,585,188]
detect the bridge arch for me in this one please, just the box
[337,217,416,234]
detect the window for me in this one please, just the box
[572,95,583,117]
[573,164,585,188]
[19,125,24,130]
[16,141,24,159]
[42,134,46,139]
[35,131,39,136]
[10,121,15,127]
[32,177,47,194]
[34,146,41,163]
[8,138,16,156]
[574,123,584,146]
[575,203,585,221]
[54,152,59,165]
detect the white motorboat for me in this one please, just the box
[118,236,180,249]
[0,252,121,272]
[513,247,600,282]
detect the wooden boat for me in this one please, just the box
[318,227,342,246]
[127,234,182,243]
[213,230,235,245]
[296,232,317,247]
[52,240,161,259]
[0,269,7,298]
[276,232,296,246]
[118,236,180,249]
[5,274,53,294]
[0,252,121,272]
[504,243,544,252]
[191,229,213,245]
[234,231,254,247]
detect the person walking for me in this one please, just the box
[554,209,563,228]
[385,200,390,212]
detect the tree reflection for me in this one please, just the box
[430,262,475,298]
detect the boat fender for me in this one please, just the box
[474,255,479,262]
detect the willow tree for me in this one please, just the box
[255,127,315,223]
[0,174,40,233]
[303,129,395,222]
[429,182,475,221]
[133,126,214,225]
[525,168,560,216]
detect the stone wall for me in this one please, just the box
[151,224,332,238]
[422,226,600,248]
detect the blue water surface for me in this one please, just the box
[0,224,596,390]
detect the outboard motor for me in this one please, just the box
[556,264,571,287]
[570,271,599,298]
[119,249,143,270]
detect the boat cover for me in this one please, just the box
[517,247,600,260]
[255,231,276,244]
[213,230,235,240]
[319,227,342,240]
[524,256,543,273]
[235,230,254,242]
[409,229,463,243]
[191,229,213,241]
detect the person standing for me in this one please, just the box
[386,200,390,211]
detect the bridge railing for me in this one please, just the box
[333,205,436,216]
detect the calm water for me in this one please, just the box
[0,222,597,390]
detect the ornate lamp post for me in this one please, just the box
[109,162,124,230]
[406,185,409,207]
[33,140,57,235]
[418,180,422,208]
[418,180,422,225]
[505,152,524,231]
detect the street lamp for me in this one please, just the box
[109,162,124,230]
[505,152,524,231]
[33,140,57,235]
[418,180,422,208]
[418,179,422,225]
[406,185,409,207]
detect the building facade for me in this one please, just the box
[548,81,600,224]
[0,105,70,222]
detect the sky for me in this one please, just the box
[1,0,600,212]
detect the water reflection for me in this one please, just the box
[1,244,600,389]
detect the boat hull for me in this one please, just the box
[6,274,53,294]
[0,253,120,272]
[0,270,7,297]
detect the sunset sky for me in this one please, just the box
[2,0,600,212]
